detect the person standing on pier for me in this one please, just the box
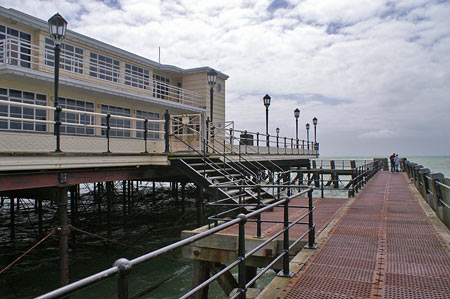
[394,154,400,172]
[389,153,395,172]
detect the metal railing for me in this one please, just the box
[0,98,167,153]
[0,38,203,108]
[36,186,315,299]
[403,160,450,227]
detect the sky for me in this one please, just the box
[2,0,450,156]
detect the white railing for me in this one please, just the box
[0,38,204,109]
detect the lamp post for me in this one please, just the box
[207,69,217,122]
[306,123,310,150]
[48,13,67,153]
[294,108,300,148]
[263,94,271,147]
[313,117,318,149]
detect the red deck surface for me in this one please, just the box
[221,196,349,240]
[277,172,450,299]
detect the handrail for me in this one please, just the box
[1,38,204,109]
[36,186,315,299]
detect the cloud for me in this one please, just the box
[1,0,449,156]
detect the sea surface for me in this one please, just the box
[0,156,448,298]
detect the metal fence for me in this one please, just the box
[36,186,315,299]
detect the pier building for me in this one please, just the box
[0,7,321,297]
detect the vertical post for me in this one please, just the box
[305,189,316,249]
[38,198,43,236]
[10,198,15,240]
[106,181,113,240]
[284,137,287,155]
[181,182,186,215]
[122,180,127,217]
[278,197,292,277]
[320,168,324,198]
[265,107,269,147]
[291,138,293,155]
[57,187,69,286]
[164,109,170,153]
[114,258,132,299]
[53,43,62,152]
[237,214,247,299]
[144,119,148,153]
[255,186,262,238]
[106,113,111,153]
[257,132,260,154]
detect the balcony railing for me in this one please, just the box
[0,38,204,109]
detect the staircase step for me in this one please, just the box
[199,168,233,174]
[209,174,242,180]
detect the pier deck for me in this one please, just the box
[266,172,450,299]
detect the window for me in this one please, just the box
[58,97,94,135]
[101,104,130,137]
[0,24,32,68]
[90,52,120,82]
[0,87,47,131]
[136,110,160,139]
[125,63,150,89]
[45,38,84,74]
[152,74,170,99]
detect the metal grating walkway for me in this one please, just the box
[277,172,450,299]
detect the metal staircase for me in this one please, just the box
[171,136,281,212]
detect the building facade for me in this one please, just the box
[0,7,227,153]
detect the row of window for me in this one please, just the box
[1,23,174,96]
[0,87,160,139]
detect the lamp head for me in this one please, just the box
[313,117,318,125]
[263,94,271,108]
[48,13,68,44]
[306,123,310,130]
[294,108,300,119]
[207,69,217,88]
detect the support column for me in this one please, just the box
[196,188,204,227]
[122,180,127,217]
[38,198,43,237]
[192,260,210,299]
[181,182,186,215]
[57,187,69,287]
[10,197,15,240]
[106,181,114,240]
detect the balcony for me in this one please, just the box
[0,38,204,109]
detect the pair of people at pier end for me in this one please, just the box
[389,153,400,172]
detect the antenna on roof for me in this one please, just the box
[158,47,161,64]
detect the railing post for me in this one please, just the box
[244,130,248,154]
[114,258,132,299]
[429,173,444,214]
[230,128,234,151]
[278,197,293,277]
[291,138,293,155]
[305,188,316,249]
[267,134,270,154]
[320,168,324,198]
[255,185,262,238]
[256,132,260,154]
[223,139,226,172]
[164,109,170,153]
[237,214,247,299]
[144,119,148,153]
[106,113,111,153]
[284,137,287,155]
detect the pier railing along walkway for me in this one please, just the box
[273,172,450,299]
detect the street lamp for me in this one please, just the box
[306,123,310,150]
[294,108,300,148]
[207,69,217,122]
[263,94,271,147]
[313,117,318,149]
[48,12,68,152]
